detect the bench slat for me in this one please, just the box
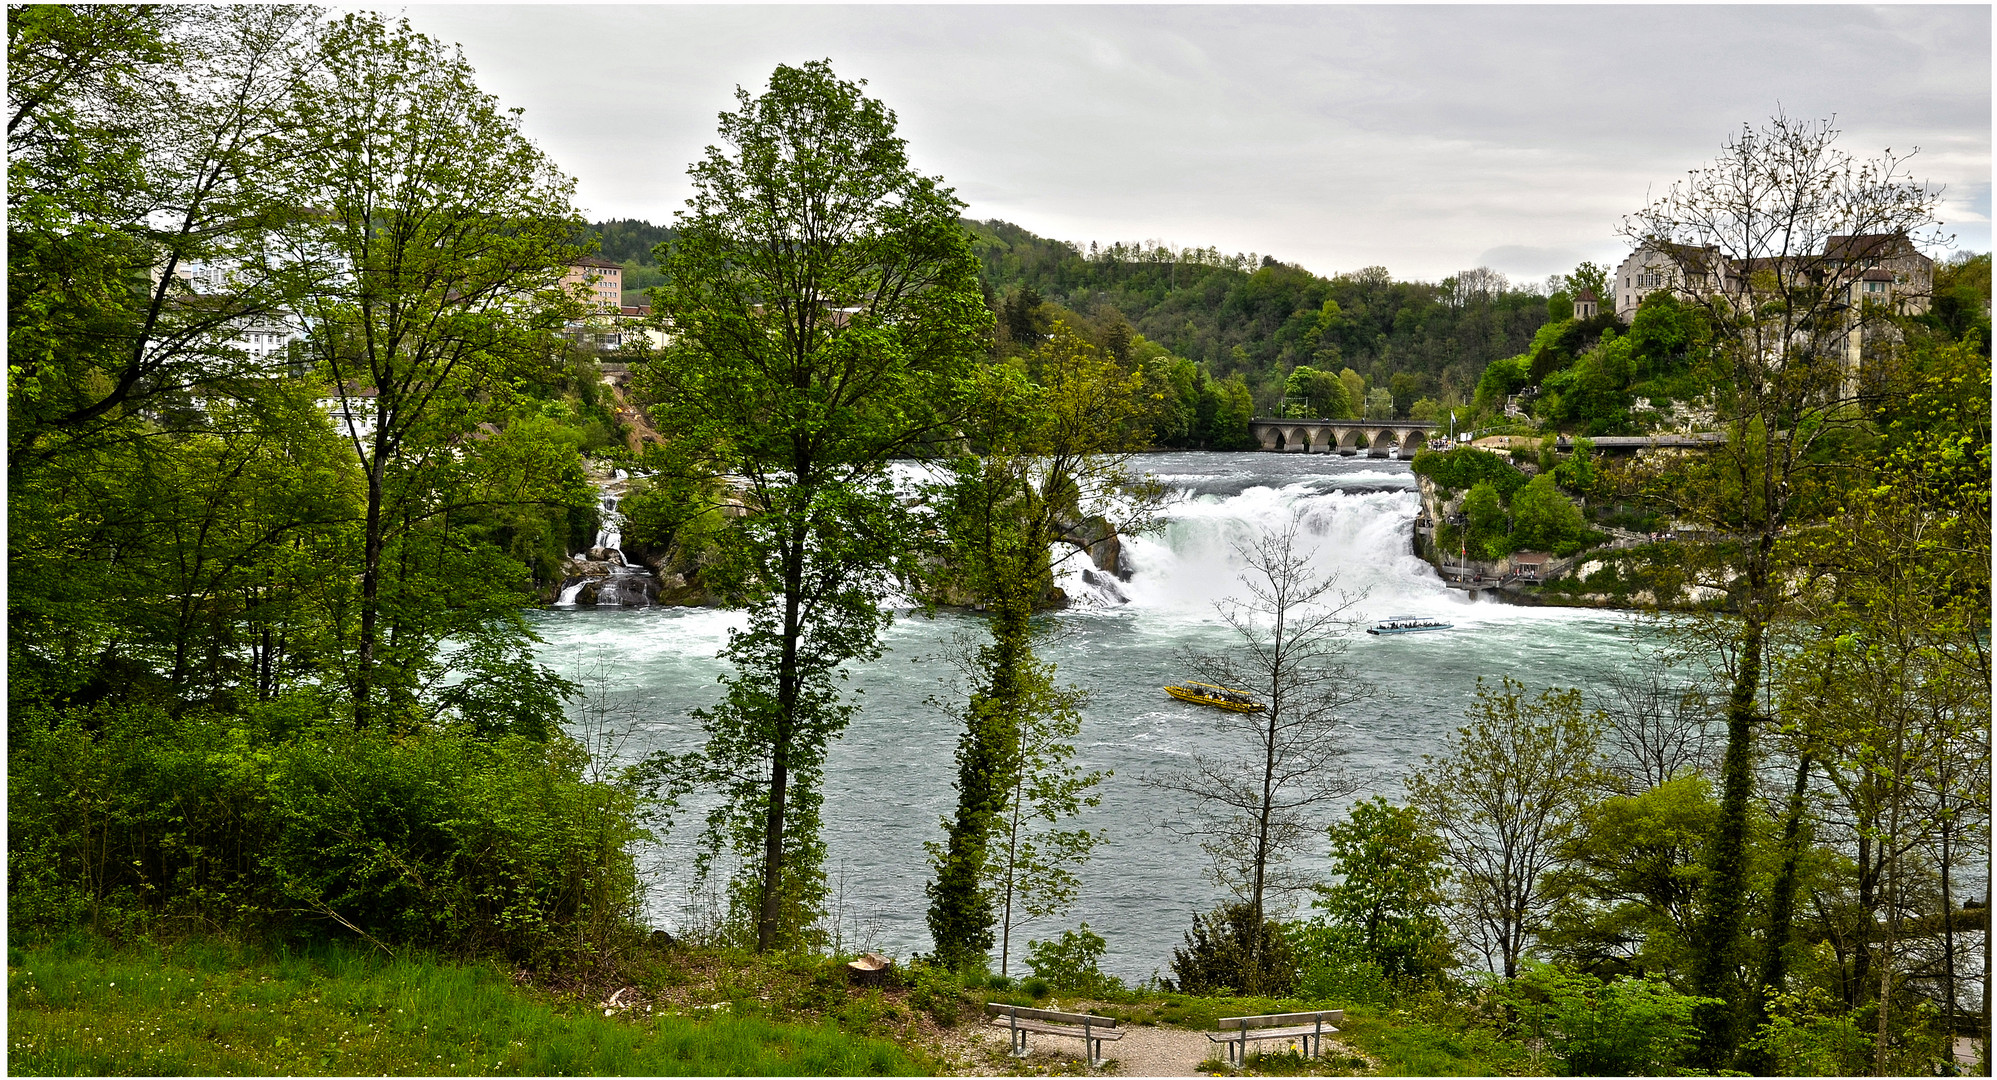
[986,1003,1119,1028]
[1216,1010,1343,1030]
[1208,1024,1339,1043]
[990,1018,1125,1040]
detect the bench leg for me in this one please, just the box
[1011,1029,1028,1058]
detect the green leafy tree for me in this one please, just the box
[1363,386,1395,420]
[1284,364,1350,418]
[1337,367,1367,416]
[1311,797,1452,987]
[1461,480,1509,561]
[1509,474,1589,555]
[926,324,1149,971]
[1406,678,1602,980]
[286,12,589,725]
[645,60,990,951]
[1540,774,1719,980]
[1561,262,1612,308]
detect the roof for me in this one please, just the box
[1511,551,1551,564]
[570,254,623,270]
[1861,268,1896,282]
[1574,287,1598,301]
[619,305,652,316]
[1824,233,1914,262]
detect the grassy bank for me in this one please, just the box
[8,934,929,1076]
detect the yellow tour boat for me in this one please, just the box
[1164,681,1266,713]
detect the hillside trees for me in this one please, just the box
[644,60,990,952]
[1619,113,1946,1064]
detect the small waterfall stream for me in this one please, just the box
[557,471,657,607]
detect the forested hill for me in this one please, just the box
[964,218,1554,412]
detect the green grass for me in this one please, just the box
[8,934,928,1076]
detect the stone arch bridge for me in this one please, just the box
[1248,419,1442,457]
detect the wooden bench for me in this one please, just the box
[1208,1009,1344,1065]
[986,1003,1123,1066]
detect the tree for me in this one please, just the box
[1146,514,1367,992]
[1509,474,1589,554]
[283,13,589,726]
[1406,678,1601,980]
[1363,385,1395,420]
[1337,367,1367,416]
[1284,364,1350,419]
[1619,112,1946,1062]
[1312,797,1453,987]
[9,5,319,469]
[1462,480,1508,561]
[926,322,1152,970]
[646,61,990,951]
[1562,262,1612,308]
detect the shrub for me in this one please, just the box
[1169,903,1296,997]
[8,702,647,962]
[1500,963,1715,1076]
[1025,924,1122,995]
[1411,446,1528,502]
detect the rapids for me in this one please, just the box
[528,450,1653,979]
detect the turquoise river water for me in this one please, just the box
[528,450,1660,980]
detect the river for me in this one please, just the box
[527,450,1654,980]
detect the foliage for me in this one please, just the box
[285,11,592,724]
[1409,446,1526,501]
[926,321,1147,971]
[1539,774,1719,980]
[1499,962,1717,1076]
[969,222,1552,416]
[644,60,990,951]
[1508,474,1591,555]
[1169,903,1297,997]
[1459,482,1510,562]
[1405,679,1602,980]
[1025,925,1123,996]
[1309,798,1453,989]
[9,702,645,961]
[1741,986,1875,1076]
[1284,364,1353,418]
[1620,112,1948,1065]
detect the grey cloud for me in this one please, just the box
[406,5,1990,280]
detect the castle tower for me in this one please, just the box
[1573,287,1598,320]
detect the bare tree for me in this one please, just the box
[1594,647,1718,794]
[1147,513,1367,985]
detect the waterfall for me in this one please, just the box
[1060,478,1458,624]
[594,493,624,553]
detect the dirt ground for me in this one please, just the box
[929,1019,1373,1077]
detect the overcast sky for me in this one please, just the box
[403,4,1990,284]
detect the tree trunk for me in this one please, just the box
[1745,751,1813,1073]
[355,464,385,728]
[757,520,808,953]
[1691,551,1768,1066]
